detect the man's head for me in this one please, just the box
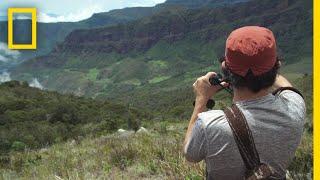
[221,26,280,93]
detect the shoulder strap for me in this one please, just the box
[272,87,304,99]
[223,104,261,171]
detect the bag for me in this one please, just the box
[224,104,278,180]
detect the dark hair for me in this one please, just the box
[222,57,280,93]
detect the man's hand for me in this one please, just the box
[193,72,228,103]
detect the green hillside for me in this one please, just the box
[11,0,312,111]
[0,0,243,67]
[0,74,313,179]
[0,81,149,154]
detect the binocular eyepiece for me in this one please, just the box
[209,73,233,94]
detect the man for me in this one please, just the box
[183,26,305,179]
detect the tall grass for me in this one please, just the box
[0,121,204,179]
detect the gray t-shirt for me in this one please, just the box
[184,90,306,180]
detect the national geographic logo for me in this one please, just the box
[7,8,37,50]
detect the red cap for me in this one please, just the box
[225,26,277,77]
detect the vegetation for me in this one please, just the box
[0,74,313,179]
[0,0,312,179]
[12,0,312,101]
[0,81,149,154]
[0,121,204,179]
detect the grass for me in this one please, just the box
[148,76,171,84]
[282,58,313,75]
[0,115,312,179]
[122,79,142,86]
[0,121,204,179]
[148,60,169,69]
[87,68,99,81]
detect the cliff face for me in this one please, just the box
[0,0,243,63]
[163,0,249,8]
[53,0,310,55]
[10,0,312,99]
[56,10,187,54]
[0,7,162,62]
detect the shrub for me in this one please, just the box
[11,141,26,151]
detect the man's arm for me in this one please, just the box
[183,72,228,156]
[183,97,207,151]
[272,74,293,90]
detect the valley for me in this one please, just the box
[8,0,311,115]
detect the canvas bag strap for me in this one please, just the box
[272,87,304,99]
[224,104,261,171]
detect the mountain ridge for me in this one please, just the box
[163,0,249,8]
[9,0,312,103]
[0,0,242,66]
[15,0,311,70]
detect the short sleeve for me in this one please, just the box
[279,90,306,121]
[184,118,207,162]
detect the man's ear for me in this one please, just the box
[221,61,227,70]
[275,57,283,69]
[275,60,281,69]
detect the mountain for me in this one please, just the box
[163,0,249,8]
[0,0,249,71]
[0,6,181,72]
[83,7,159,27]
[0,16,6,21]
[9,0,312,115]
[0,0,252,60]
[0,7,159,61]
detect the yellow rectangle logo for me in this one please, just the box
[8,8,37,50]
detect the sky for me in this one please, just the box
[0,0,166,23]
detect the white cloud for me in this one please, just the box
[0,43,20,62]
[129,0,165,7]
[151,0,166,5]
[0,71,11,83]
[38,4,105,23]
[29,78,44,89]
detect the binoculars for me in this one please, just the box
[193,73,233,109]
